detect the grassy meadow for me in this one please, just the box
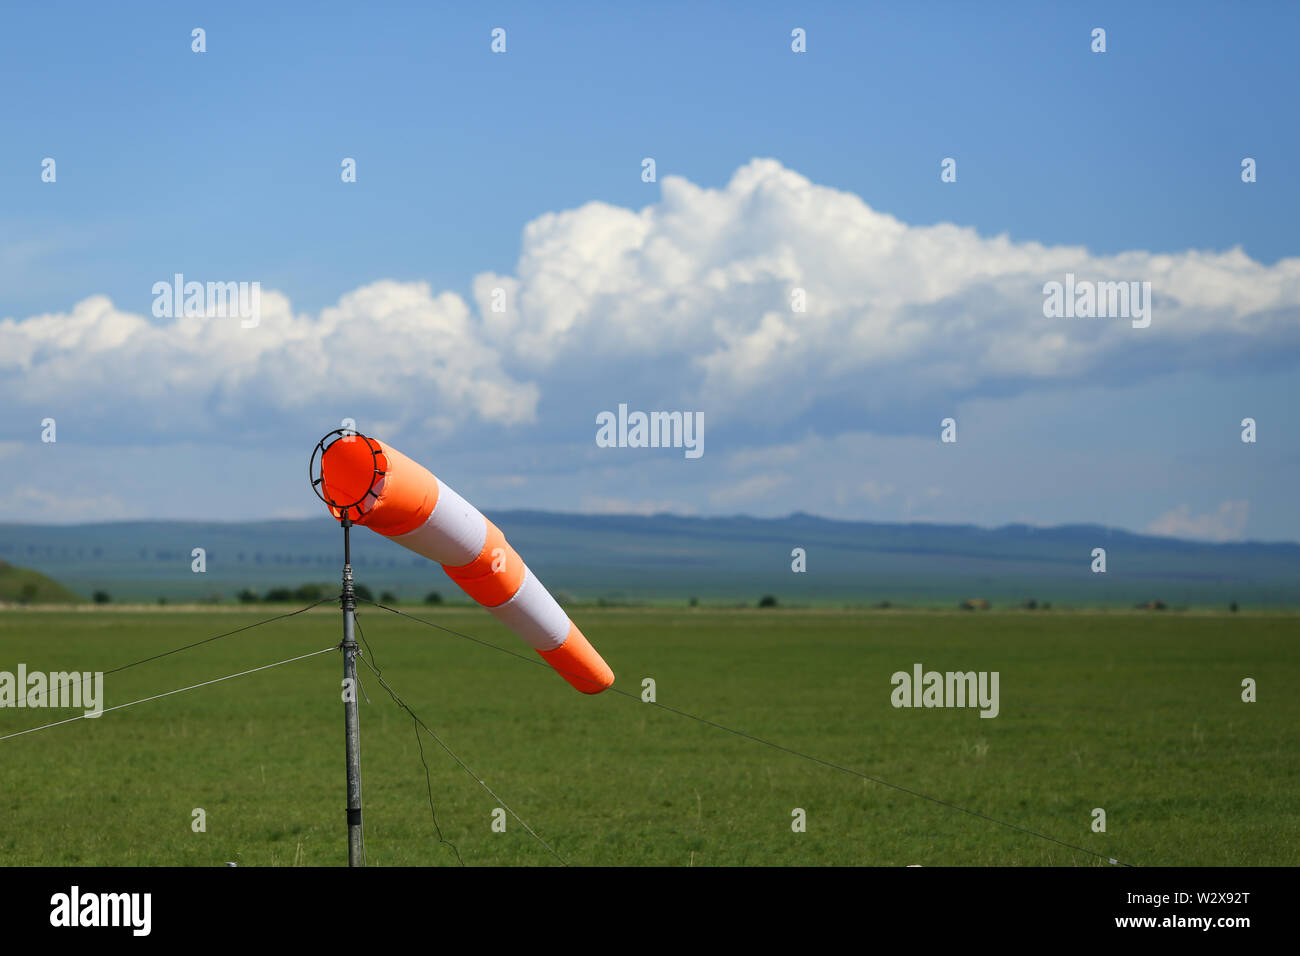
[0,606,1295,866]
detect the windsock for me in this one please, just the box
[318,435,614,694]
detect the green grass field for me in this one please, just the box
[0,606,1296,866]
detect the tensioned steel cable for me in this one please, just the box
[352,639,567,866]
[354,613,463,866]
[0,647,336,743]
[47,597,335,699]
[101,597,333,675]
[359,599,1134,867]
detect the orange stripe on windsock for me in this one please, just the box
[321,436,438,536]
[539,622,615,694]
[442,519,526,607]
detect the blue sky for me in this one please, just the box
[1,1,1297,541]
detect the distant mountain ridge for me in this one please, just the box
[1,511,1297,606]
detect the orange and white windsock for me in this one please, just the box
[318,435,614,694]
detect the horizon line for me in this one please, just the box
[0,509,1296,549]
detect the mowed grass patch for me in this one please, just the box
[0,607,1295,866]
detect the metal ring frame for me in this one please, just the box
[309,428,387,522]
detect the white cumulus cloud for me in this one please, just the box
[473,159,1300,431]
[1146,501,1251,543]
[0,281,538,442]
[3,159,1298,449]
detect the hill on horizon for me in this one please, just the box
[0,558,86,605]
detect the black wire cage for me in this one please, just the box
[309,428,387,523]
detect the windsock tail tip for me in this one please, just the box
[539,624,614,694]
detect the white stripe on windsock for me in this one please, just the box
[486,568,572,651]
[390,478,487,566]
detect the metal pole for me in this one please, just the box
[341,516,363,866]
